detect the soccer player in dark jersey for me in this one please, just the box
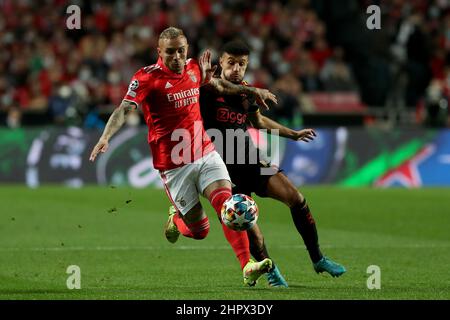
[199,40,346,283]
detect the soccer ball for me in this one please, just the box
[221,194,259,231]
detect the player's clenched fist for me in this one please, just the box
[89,137,109,162]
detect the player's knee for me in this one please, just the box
[286,189,304,208]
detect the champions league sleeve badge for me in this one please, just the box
[129,79,139,91]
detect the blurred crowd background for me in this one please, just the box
[0,0,449,129]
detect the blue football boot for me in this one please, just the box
[266,265,288,288]
[313,256,346,277]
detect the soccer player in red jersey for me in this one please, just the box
[89,27,277,286]
[200,40,346,283]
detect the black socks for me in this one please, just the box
[290,199,323,264]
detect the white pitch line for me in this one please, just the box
[0,243,449,252]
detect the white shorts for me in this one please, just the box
[159,151,231,215]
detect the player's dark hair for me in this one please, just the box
[159,27,185,40]
[220,40,250,57]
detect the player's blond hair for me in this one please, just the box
[159,27,185,41]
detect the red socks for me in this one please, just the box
[208,187,251,270]
[221,224,251,269]
[173,214,209,240]
[172,187,251,270]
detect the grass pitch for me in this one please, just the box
[0,185,449,300]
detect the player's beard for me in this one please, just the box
[228,73,243,84]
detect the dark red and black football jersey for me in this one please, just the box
[200,81,259,166]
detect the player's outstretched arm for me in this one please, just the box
[207,78,277,110]
[248,111,316,142]
[89,100,136,162]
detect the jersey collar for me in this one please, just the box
[157,57,185,78]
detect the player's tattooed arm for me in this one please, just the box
[89,100,137,161]
[206,78,278,110]
[101,100,136,140]
[247,111,317,142]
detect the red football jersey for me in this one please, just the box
[123,58,214,170]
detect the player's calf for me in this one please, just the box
[187,217,210,240]
[167,206,210,241]
[290,197,323,263]
[247,225,270,261]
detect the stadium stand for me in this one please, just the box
[0,0,449,128]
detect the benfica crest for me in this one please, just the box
[187,71,197,83]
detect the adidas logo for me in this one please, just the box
[165,82,173,89]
